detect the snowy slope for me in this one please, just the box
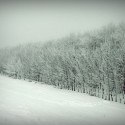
[0,75,125,125]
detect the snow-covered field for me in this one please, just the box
[0,75,125,125]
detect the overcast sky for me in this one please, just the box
[0,0,125,48]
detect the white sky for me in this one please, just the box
[0,0,125,48]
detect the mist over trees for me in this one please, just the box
[0,23,125,104]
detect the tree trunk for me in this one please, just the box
[110,92,113,101]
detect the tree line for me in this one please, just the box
[0,23,125,104]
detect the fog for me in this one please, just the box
[0,0,125,48]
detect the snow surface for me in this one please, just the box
[0,75,125,125]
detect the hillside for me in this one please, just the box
[0,75,125,125]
